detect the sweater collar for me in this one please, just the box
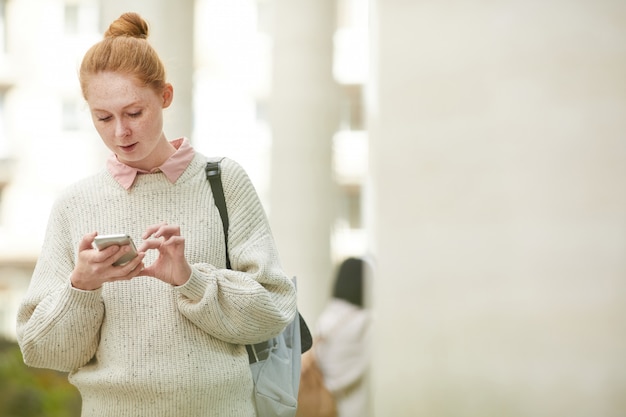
[106,137,195,190]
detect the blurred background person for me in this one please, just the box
[299,257,371,417]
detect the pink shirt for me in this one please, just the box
[106,137,195,190]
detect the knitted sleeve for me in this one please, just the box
[16,195,104,372]
[175,158,298,345]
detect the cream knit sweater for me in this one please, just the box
[16,154,297,417]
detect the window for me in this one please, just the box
[64,3,79,35]
[339,84,364,131]
[0,0,7,54]
[62,97,90,131]
[0,89,11,208]
[339,184,362,229]
[0,90,6,157]
[256,0,273,35]
[63,1,99,37]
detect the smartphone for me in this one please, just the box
[93,234,138,266]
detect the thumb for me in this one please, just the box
[79,231,99,251]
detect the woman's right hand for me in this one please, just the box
[70,232,146,291]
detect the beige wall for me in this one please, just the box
[369,1,626,415]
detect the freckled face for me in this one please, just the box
[85,71,174,170]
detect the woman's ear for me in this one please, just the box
[162,83,174,108]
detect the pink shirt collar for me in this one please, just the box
[106,137,195,190]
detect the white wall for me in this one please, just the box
[369,1,626,415]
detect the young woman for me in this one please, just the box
[16,12,296,417]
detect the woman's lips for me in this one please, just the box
[119,143,138,153]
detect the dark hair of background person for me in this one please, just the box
[332,257,365,308]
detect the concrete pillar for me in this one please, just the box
[270,0,340,322]
[369,0,626,415]
[100,1,194,140]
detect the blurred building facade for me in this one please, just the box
[0,0,103,340]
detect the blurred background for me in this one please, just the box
[0,0,625,416]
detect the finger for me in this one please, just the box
[137,235,184,253]
[93,244,126,264]
[107,254,145,280]
[137,238,165,252]
[148,224,181,239]
[95,244,139,269]
[160,235,185,247]
[142,222,168,239]
[108,267,143,282]
[139,265,156,278]
[120,254,145,275]
[79,232,99,252]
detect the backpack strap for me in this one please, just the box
[206,159,258,362]
[205,159,313,358]
[205,159,231,270]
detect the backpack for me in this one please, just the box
[205,159,312,417]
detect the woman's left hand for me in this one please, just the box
[138,223,192,286]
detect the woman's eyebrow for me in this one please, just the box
[90,101,143,113]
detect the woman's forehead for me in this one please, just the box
[86,72,157,109]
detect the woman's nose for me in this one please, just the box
[115,120,130,137]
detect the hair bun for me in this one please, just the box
[104,12,149,39]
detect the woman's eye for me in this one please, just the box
[128,111,142,118]
[97,115,112,122]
